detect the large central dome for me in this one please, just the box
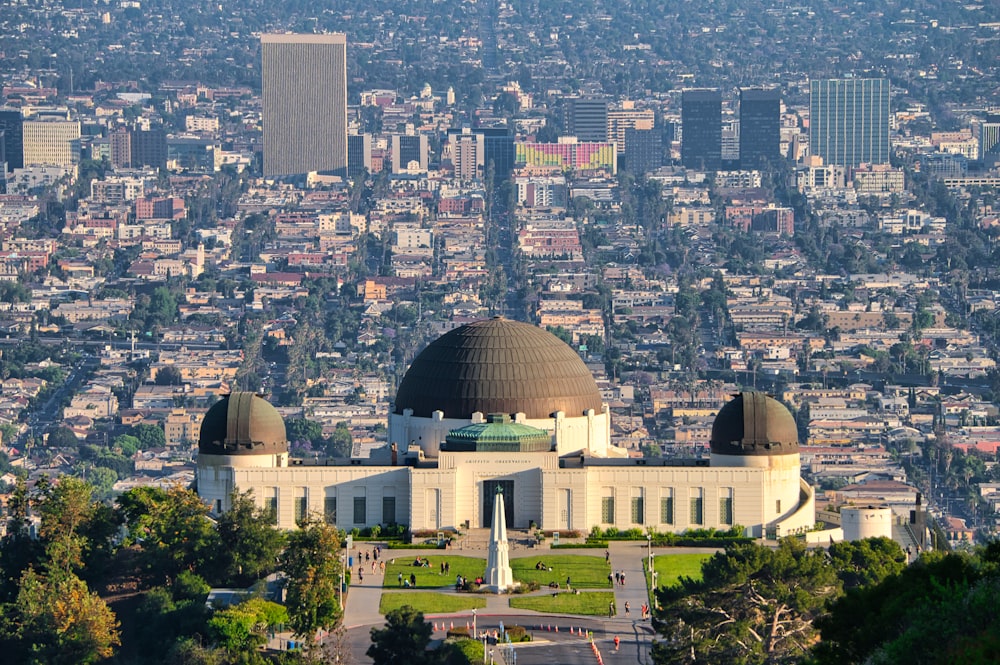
[394,317,604,420]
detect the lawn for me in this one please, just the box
[509,591,616,616]
[649,552,713,588]
[383,555,486,589]
[511,555,611,590]
[379,591,486,615]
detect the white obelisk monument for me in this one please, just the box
[484,485,514,593]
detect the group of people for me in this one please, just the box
[357,547,385,582]
[398,571,418,588]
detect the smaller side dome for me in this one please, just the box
[710,392,799,456]
[199,392,288,456]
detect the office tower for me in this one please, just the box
[624,127,662,175]
[980,114,1000,161]
[450,129,484,181]
[809,78,890,167]
[109,127,131,169]
[348,133,373,176]
[739,88,781,168]
[23,115,81,167]
[478,127,515,181]
[0,110,23,170]
[261,33,347,177]
[131,126,167,170]
[563,97,609,142]
[681,89,722,171]
[607,106,655,153]
[447,127,515,182]
[391,134,429,173]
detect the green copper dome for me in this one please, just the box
[444,413,553,452]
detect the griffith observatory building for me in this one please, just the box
[197,318,815,537]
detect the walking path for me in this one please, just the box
[343,540,719,632]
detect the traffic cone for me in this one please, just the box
[555,625,559,633]
[450,621,454,630]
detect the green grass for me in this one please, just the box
[378,591,487,615]
[383,555,486,589]
[509,591,616,616]
[649,553,713,588]
[510,555,611,589]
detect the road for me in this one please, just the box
[344,615,655,665]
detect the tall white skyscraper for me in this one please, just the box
[809,78,890,167]
[261,33,347,177]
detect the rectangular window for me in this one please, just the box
[631,497,644,525]
[353,496,366,524]
[601,497,615,524]
[264,497,277,525]
[661,497,674,524]
[324,497,337,525]
[720,488,734,526]
[776,499,782,515]
[720,498,733,525]
[382,497,396,524]
[690,497,703,525]
[294,496,307,524]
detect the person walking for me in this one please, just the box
[624,601,630,617]
[613,635,620,651]
[398,572,403,587]
[608,601,616,618]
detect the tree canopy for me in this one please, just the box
[652,539,841,665]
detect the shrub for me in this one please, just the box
[447,626,470,639]
[505,625,531,643]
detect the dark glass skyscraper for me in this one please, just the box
[681,89,721,171]
[739,88,780,169]
[809,78,890,167]
[624,128,662,175]
[0,109,24,170]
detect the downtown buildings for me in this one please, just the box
[809,78,890,167]
[261,33,348,177]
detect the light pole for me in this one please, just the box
[647,534,653,573]
[473,608,477,643]
[339,553,346,610]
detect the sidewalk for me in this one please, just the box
[607,541,653,626]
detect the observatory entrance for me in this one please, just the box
[482,479,514,528]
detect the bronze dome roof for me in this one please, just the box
[394,318,604,420]
[198,392,288,456]
[710,392,799,456]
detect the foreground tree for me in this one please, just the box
[5,567,121,664]
[281,517,343,647]
[213,490,284,586]
[117,485,219,579]
[810,545,1000,665]
[368,605,434,665]
[652,539,840,665]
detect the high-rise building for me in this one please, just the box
[0,109,23,171]
[563,97,609,142]
[809,78,890,167]
[980,114,1000,161]
[391,134,429,173]
[607,106,654,154]
[624,127,662,175]
[23,114,80,167]
[348,133,373,176]
[261,33,347,177]
[681,89,722,171]
[739,88,780,169]
[447,127,515,182]
[109,127,131,169]
[131,126,167,170]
